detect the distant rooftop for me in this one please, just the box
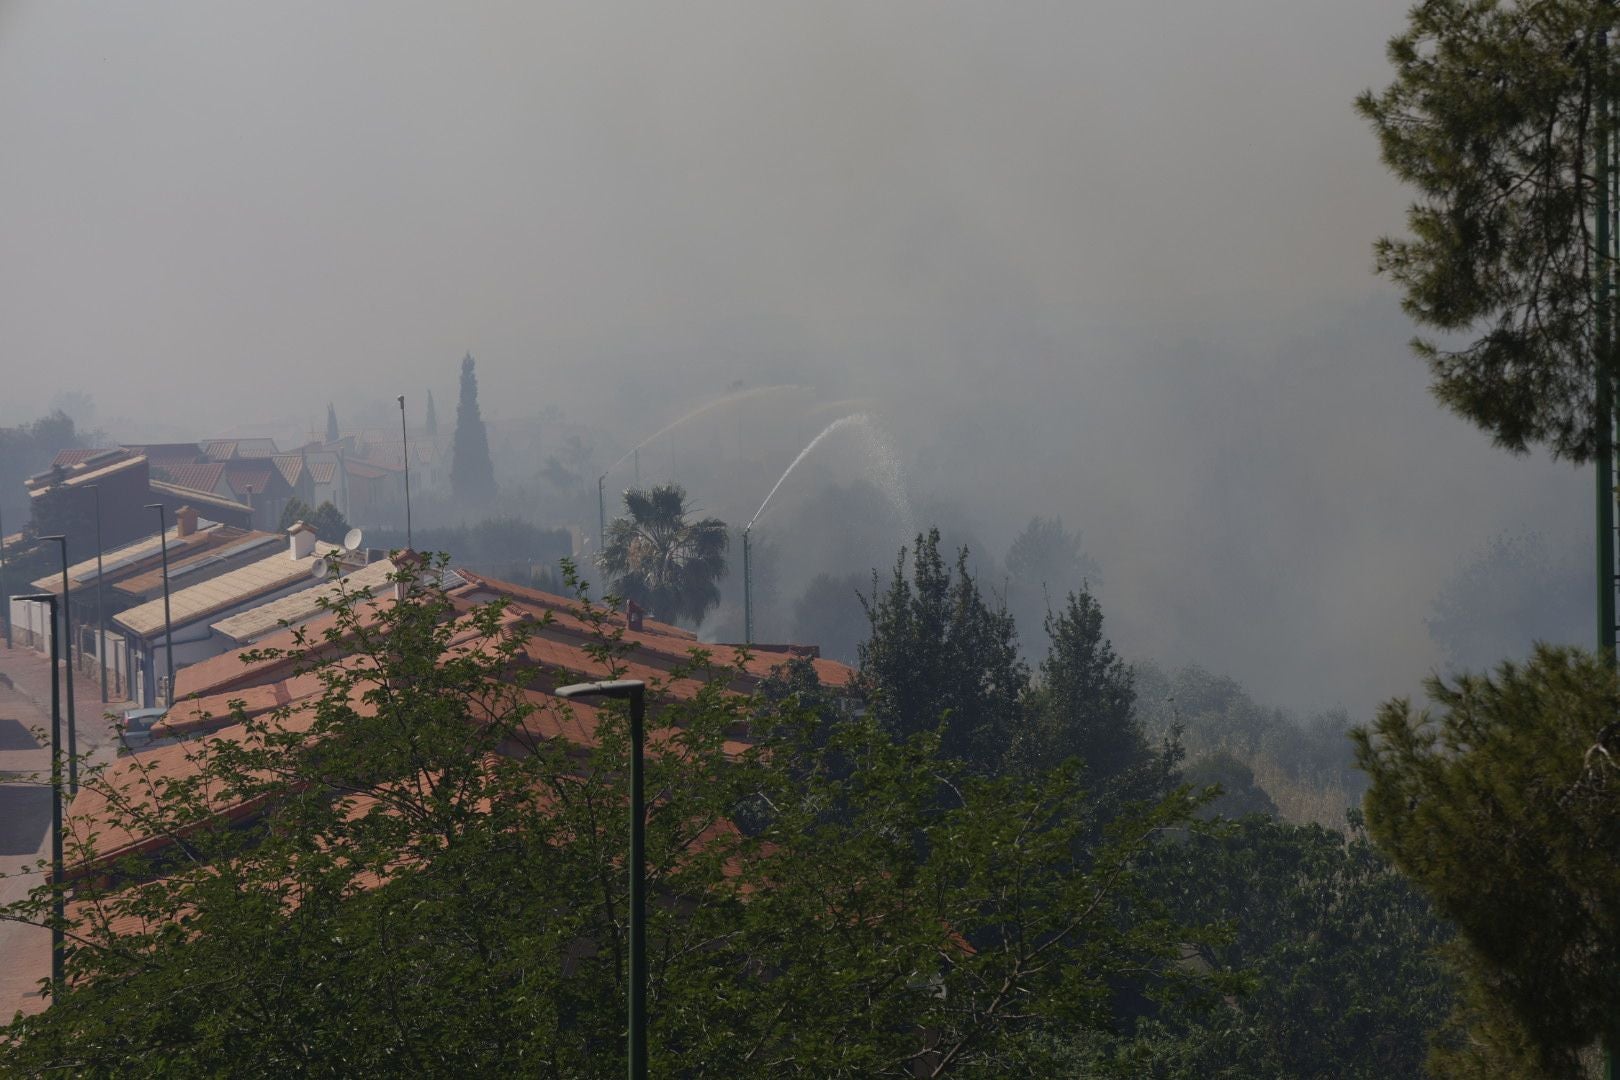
[212,558,397,645]
[114,539,340,638]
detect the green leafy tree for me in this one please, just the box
[0,559,1220,1076]
[450,352,497,505]
[858,529,1027,773]
[1180,751,1278,821]
[1013,588,1167,802]
[276,498,351,545]
[1129,814,1458,1077]
[1354,646,1620,1076]
[599,483,728,627]
[1358,0,1615,459]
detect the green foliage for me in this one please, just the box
[1014,588,1167,801]
[1354,646,1620,1076]
[276,498,351,544]
[599,484,728,627]
[450,352,497,504]
[1181,751,1278,821]
[367,516,572,581]
[1358,0,1615,460]
[0,410,85,527]
[1136,662,1367,818]
[857,529,1027,773]
[0,559,1219,1076]
[1129,814,1458,1078]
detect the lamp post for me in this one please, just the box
[143,505,175,708]
[83,485,107,703]
[18,593,65,991]
[554,679,648,1080]
[38,536,77,795]
[398,394,413,550]
[598,474,608,555]
[0,503,10,648]
[742,525,753,645]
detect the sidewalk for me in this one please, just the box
[0,643,134,1020]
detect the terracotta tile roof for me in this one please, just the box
[200,440,237,460]
[343,459,390,480]
[222,464,274,496]
[271,454,306,487]
[32,523,232,592]
[112,530,280,597]
[50,448,111,468]
[211,559,397,645]
[113,541,339,638]
[308,461,337,485]
[147,480,252,516]
[153,461,226,494]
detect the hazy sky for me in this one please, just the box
[0,2,1590,715]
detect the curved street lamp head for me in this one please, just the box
[555,679,645,701]
[39,534,64,545]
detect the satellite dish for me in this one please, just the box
[311,559,331,581]
[343,528,364,552]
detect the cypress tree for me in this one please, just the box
[325,403,340,444]
[424,390,438,436]
[450,353,497,504]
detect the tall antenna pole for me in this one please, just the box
[743,526,752,645]
[0,504,9,648]
[398,395,413,550]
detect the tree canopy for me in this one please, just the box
[599,484,728,627]
[1358,0,1617,460]
[858,529,1027,773]
[0,559,1226,1076]
[1355,646,1620,1076]
[276,498,351,545]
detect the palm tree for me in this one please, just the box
[599,484,729,627]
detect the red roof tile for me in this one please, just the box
[154,461,226,494]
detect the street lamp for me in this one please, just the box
[554,678,648,1080]
[398,395,413,550]
[143,505,175,708]
[83,485,107,703]
[0,503,10,648]
[18,593,65,991]
[38,536,77,795]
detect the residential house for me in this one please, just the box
[111,523,343,707]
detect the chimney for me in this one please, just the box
[391,549,419,602]
[174,506,198,539]
[288,521,318,560]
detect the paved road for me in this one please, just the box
[0,643,132,1019]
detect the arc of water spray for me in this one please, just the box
[598,384,806,553]
[605,384,806,478]
[744,412,896,643]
